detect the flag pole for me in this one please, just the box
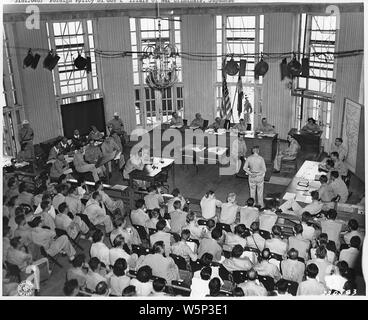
[231,85,238,123]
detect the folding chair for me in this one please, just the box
[170,254,187,270]
[190,259,203,273]
[171,280,191,297]
[132,224,149,243]
[55,228,83,251]
[218,265,232,282]
[232,270,248,284]
[259,229,271,240]
[258,275,275,292]
[276,279,299,296]
[216,222,232,233]
[40,246,62,269]
[131,244,151,257]
[197,219,207,226]
[5,261,21,283]
[148,228,157,236]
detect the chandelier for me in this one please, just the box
[141,17,179,91]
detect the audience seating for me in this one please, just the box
[258,275,275,292]
[131,244,151,257]
[132,224,149,243]
[216,222,232,233]
[55,228,83,251]
[39,246,62,269]
[232,270,248,284]
[197,219,207,226]
[170,254,187,270]
[259,230,271,240]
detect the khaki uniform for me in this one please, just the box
[243,154,266,207]
[18,126,34,160]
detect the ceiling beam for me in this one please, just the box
[3,3,364,22]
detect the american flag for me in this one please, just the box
[220,59,232,120]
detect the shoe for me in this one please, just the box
[273,170,280,173]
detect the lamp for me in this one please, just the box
[43,50,60,71]
[23,49,40,69]
[141,4,179,91]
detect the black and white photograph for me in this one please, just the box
[1,0,366,303]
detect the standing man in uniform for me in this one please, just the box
[18,120,35,161]
[107,112,128,146]
[243,146,266,208]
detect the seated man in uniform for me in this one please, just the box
[255,117,275,134]
[330,138,347,161]
[122,149,146,184]
[107,112,128,146]
[232,118,248,132]
[300,118,321,134]
[329,171,349,204]
[170,112,183,126]
[273,134,300,173]
[208,117,224,130]
[190,113,204,128]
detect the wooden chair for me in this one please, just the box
[132,224,149,243]
[55,228,83,251]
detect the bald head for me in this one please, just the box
[247,269,258,281]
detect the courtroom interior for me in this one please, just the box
[2,2,366,297]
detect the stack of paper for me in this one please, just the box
[296,194,312,203]
[283,192,296,201]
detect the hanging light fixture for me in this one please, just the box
[141,2,179,91]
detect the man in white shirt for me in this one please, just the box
[307,246,333,285]
[238,269,268,296]
[171,229,198,263]
[130,199,150,227]
[122,149,145,180]
[239,198,259,229]
[170,200,188,234]
[197,228,223,262]
[280,249,305,283]
[65,185,83,215]
[288,224,310,261]
[52,184,69,211]
[85,257,108,292]
[246,222,266,252]
[150,220,174,257]
[343,219,364,247]
[329,171,349,203]
[83,192,113,233]
[243,146,266,207]
[136,241,180,283]
[225,224,248,249]
[219,193,239,225]
[301,212,317,241]
[144,185,164,210]
[325,261,348,293]
[279,190,323,217]
[109,234,137,267]
[190,266,212,297]
[90,229,110,268]
[320,209,344,249]
[330,152,348,177]
[339,236,361,269]
[254,248,282,282]
[258,199,278,233]
[166,188,186,213]
[330,137,347,162]
[222,245,253,272]
[200,191,222,220]
[297,263,326,296]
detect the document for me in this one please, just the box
[283,192,296,201]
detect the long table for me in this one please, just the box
[281,160,365,228]
[130,125,278,164]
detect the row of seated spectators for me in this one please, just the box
[2,174,364,296]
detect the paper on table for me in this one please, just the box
[295,194,312,203]
[283,192,296,201]
[111,184,128,191]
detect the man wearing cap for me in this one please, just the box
[255,117,275,134]
[18,120,34,161]
[243,146,266,207]
[108,112,128,146]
